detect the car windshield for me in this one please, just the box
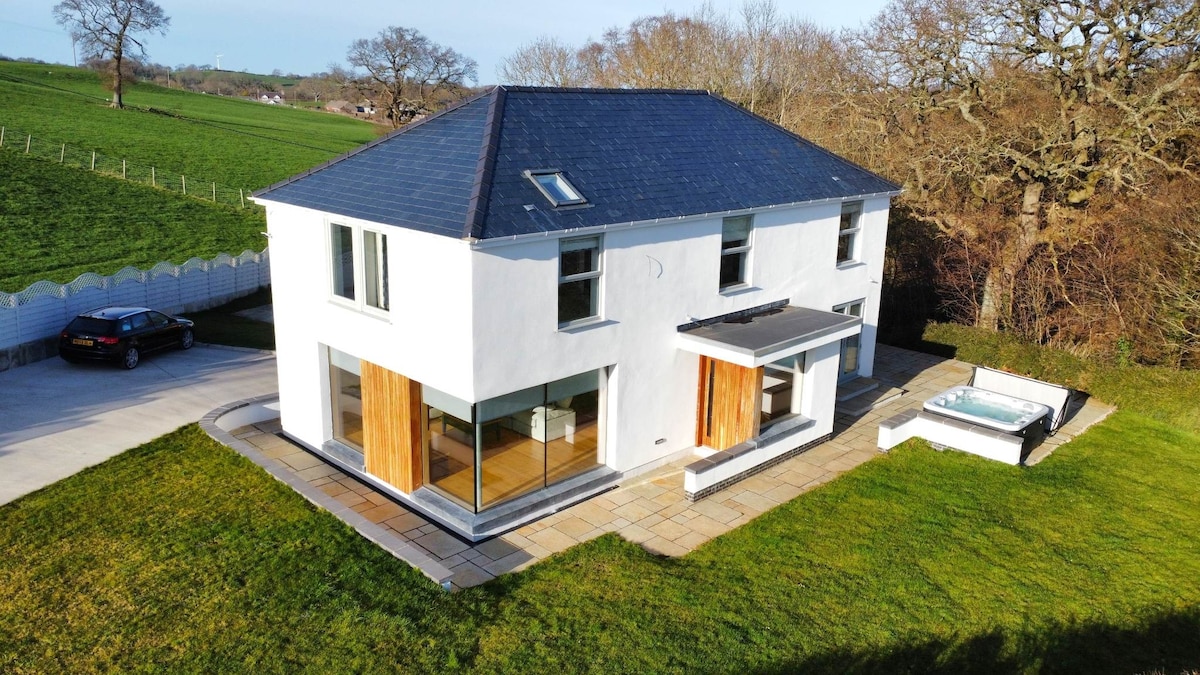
[67,317,115,335]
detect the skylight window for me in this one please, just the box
[526,170,587,207]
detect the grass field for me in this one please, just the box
[0,328,1197,672]
[0,151,265,292]
[0,60,379,189]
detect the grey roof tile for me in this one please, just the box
[255,87,900,240]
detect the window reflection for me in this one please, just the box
[420,370,607,512]
[329,348,363,450]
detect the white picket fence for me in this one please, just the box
[0,249,270,367]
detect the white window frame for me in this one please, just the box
[328,221,390,316]
[557,235,603,328]
[837,202,862,266]
[719,215,753,291]
[525,169,588,207]
[833,299,865,380]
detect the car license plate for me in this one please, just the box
[72,338,93,346]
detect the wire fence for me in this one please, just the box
[0,123,260,210]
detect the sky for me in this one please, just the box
[0,0,888,83]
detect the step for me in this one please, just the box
[836,377,880,402]
[836,386,907,417]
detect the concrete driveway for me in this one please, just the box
[0,345,277,505]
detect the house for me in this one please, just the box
[260,92,284,104]
[252,86,900,540]
[325,100,352,114]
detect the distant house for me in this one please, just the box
[259,92,284,104]
[326,100,352,113]
[252,86,899,540]
[356,102,377,116]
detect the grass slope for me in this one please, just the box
[0,151,265,292]
[0,61,378,188]
[1,329,1198,672]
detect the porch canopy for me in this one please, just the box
[677,305,861,368]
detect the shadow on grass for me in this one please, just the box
[755,608,1200,675]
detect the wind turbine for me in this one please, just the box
[215,54,224,71]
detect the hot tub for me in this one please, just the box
[924,385,1051,433]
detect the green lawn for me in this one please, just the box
[1,328,1198,672]
[0,60,378,189]
[0,151,265,292]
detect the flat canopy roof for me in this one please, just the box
[677,305,861,368]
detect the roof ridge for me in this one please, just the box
[463,87,506,239]
[252,86,498,198]
[499,85,710,96]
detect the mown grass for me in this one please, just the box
[0,151,265,292]
[1,330,1198,672]
[0,60,378,189]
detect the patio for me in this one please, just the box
[207,344,1113,590]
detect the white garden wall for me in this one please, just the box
[0,249,270,371]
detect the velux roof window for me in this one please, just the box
[525,170,587,207]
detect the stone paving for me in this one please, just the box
[224,345,1113,590]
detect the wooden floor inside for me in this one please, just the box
[428,419,601,509]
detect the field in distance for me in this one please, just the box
[0,60,380,190]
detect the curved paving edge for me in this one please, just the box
[200,395,454,591]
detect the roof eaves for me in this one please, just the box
[463,86,506,239]
[705,92,903,193]
[252,86,499,199]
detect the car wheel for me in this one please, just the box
[121,346,140,370]
[60,353,79,364]
[180,328,194,350]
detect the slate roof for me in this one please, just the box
[254,86,900,240]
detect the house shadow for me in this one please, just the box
[751,607,1200,675]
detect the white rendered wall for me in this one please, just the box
[264,202,476,454]
[469,197,890,474]
[265,195,888,474]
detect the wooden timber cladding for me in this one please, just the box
[361,360,423,492]
[696,355,763,451]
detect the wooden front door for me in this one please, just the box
[360,360,423,493]
[696,355,763,450]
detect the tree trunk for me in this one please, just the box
[111,50,124,108]
[978,182,1045,330]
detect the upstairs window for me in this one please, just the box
[559,236,602,327]
[720,215,752,290]
[527,170,587,207]
[837,202,862,265]
[331,224,355,300]
[329,223,389,313]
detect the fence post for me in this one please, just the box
[182,175,186,195]
[122,159,126,179]
[60,144,65,163]
[212,182,216,202]
[0,126,5,147]
[91,151,95,170]
[25,135,31,153]
[239,188,245,208]
[151,167,155,187]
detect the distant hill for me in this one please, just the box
[0,60,380,190]
[0,61,385,292]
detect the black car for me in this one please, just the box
[58,306,195,369]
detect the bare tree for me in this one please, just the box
[499,37,589,86]
[846,0,1200,332]
[346,26,477,127]
[52,0,169,108]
